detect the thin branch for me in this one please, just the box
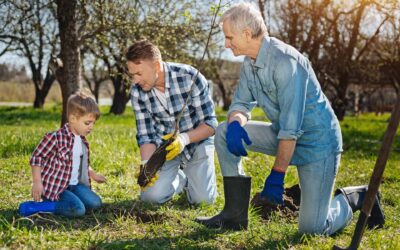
[356,15,390,61]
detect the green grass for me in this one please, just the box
[1,106,399,249]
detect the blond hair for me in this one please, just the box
[67,90,100,120]
[125,40,162,64]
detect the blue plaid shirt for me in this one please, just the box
[131,62,218,160]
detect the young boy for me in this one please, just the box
[19,91,106,217]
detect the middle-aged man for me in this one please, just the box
[126,40,218,205]
[195,2,384,234]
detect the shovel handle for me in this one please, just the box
[333,96,400,250]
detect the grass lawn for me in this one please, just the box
[0,105,399,249]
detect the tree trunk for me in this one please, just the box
[213,77,231,111]
[33,67,56,108]
[332,99,346,121]
[222,96,231,111]
[56,0,81,126]
[110,74,130,115]
[33,88,45,108]
[332,72,350,121]
[93,80,101,103]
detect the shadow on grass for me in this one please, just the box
[0,198,195,232]
[0,202,351,249]
[89,222,313,249]
[88,226,223,249]
[342,128,400,155]
[0,106,61,125]
[0,199,225,249]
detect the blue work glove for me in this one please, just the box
[226,121,252,156]
[260,169,285,205]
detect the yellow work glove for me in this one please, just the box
[162,132,190,161]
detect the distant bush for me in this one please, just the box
[0,63,30,83]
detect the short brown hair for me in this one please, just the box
[67,90,100,120]
[125,40,162,64]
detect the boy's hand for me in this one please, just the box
[90,172,107,183]
[31,181,44,201]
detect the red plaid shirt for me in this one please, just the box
[30,123,91,201]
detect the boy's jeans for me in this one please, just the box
[140,138,217,204]
[47,184,102,217]
[215,121,352,235]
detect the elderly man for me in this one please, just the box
[195,2,384,234]
[126,40,218,204]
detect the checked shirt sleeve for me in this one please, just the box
[131,90,158,146]
[191,72,218,130]
[30,132,57,167]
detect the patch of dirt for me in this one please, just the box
[251,184,301,220]
[100,204,168,224]
[135,210,167,224]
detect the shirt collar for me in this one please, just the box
[162,62,171,89]
[253,35,271,69]
[63,123,73,137]
[63,123,88,146]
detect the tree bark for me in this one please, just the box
[110,73,130,115]
[33,67,56,108]
[56,0,81,126]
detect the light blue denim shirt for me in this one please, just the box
[228,36,342,165]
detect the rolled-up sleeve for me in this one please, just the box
[131,89,157,146]
[191,72,218,130]
[30,132,57,167]
[274,56,308,140]
[228,62,257,120]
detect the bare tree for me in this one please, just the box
[56,0,123,123]
[81,53,109,102]
[273,0,391,120]
[322,0,390,119]
[0,0,59,108]
[56,0,81,125]
[81,0,218,115]
[374,1,400,94]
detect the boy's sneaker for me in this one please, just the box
[19,201,56,217]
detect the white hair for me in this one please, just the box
[220,2,268,38]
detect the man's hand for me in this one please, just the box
[31,181,44,202]
[260,168,285,204]
[163,133,190,161]
[226,121,252,156]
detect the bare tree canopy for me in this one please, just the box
[0,0,59,108]
[1,0,399,119]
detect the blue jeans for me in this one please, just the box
[140,138,217,204]
[215,121,352,235]
[50,184,102,217]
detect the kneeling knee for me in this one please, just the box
[86,197,102,210]
[67,204,86,217]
